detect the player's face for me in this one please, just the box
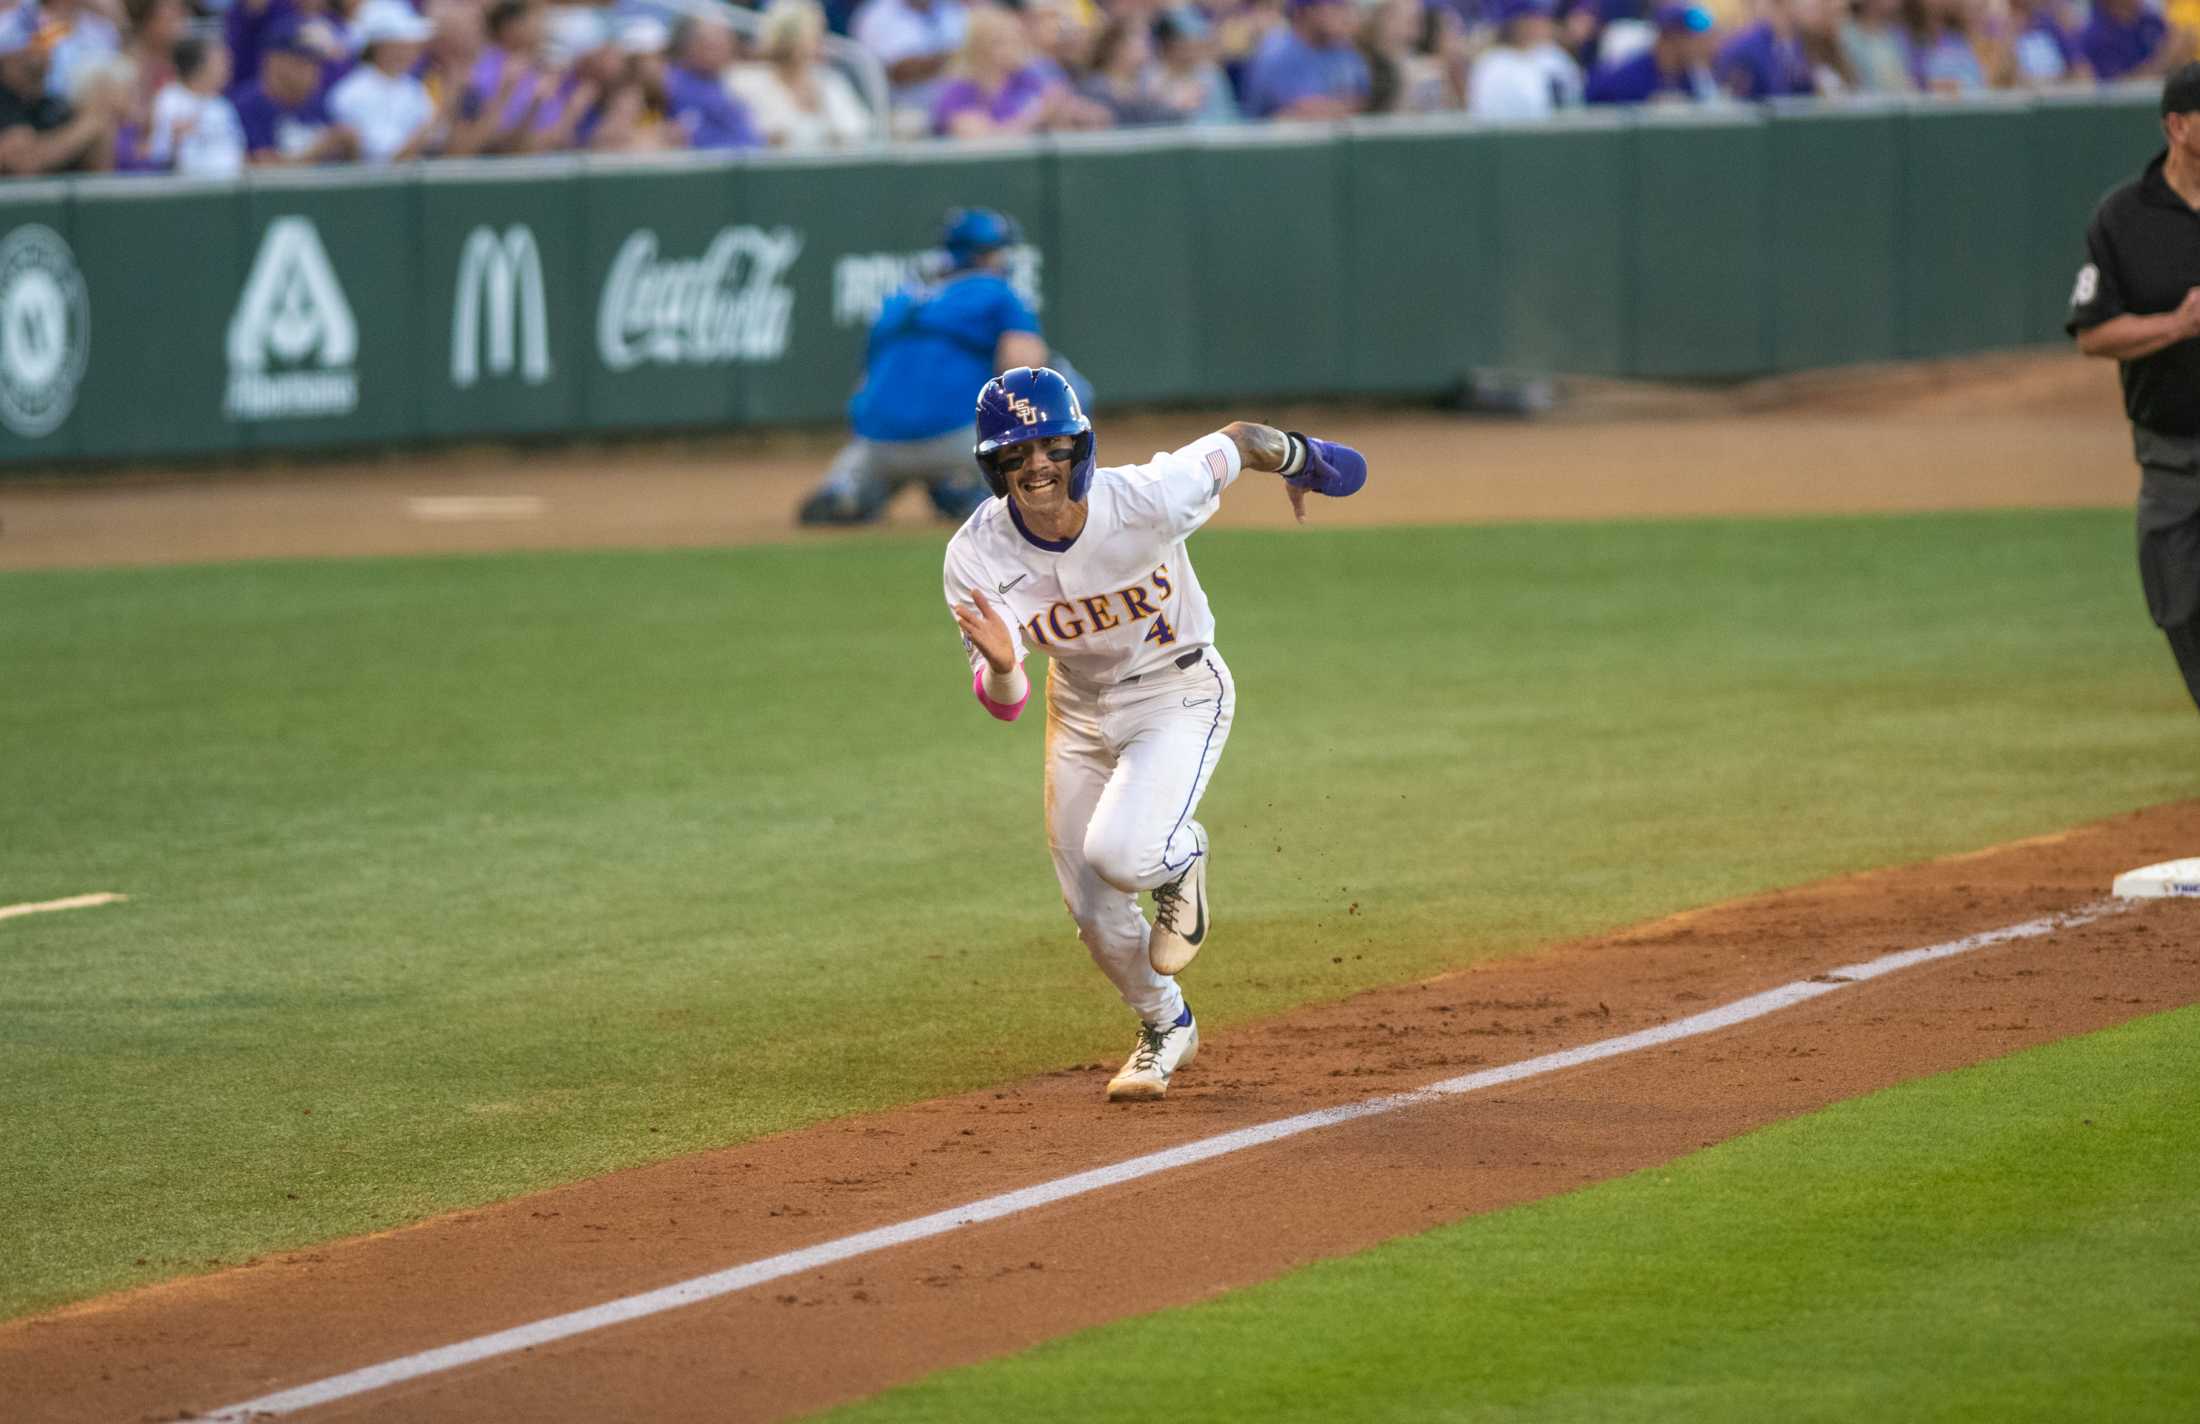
[995,436,1081,515]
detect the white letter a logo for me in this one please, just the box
[228,217,358,373]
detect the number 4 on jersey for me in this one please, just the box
[1144,611,1177,647]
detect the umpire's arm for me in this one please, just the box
[2076,299,2200,360]
[2069,214,2200,360]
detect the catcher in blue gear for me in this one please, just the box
[799,209,1090,526]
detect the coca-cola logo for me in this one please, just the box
[596,226,802,372]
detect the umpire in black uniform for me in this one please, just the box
[2069,63,2200,714]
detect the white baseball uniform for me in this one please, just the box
[943,431,1243,1027]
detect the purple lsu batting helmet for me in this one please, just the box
[974,367,1095,501]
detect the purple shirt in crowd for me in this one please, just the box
[1914,30,1988,89]
[1240,30,1370,118]
[225,3,354,95]
[663,65,760,148]
[930,65,1055,133]
[467,47,573,133]
[1586,48,1692,103]
[232,79,333,156]
[2079,8,2168,81]
[2013,13,2080,80]
[225,0,292,90]
[1714,22,1814,97]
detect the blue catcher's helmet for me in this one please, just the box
[941,207,1022,269]
[975,367,1095,501]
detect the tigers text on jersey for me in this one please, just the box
[944,432,1242,685]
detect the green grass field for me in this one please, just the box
[833,1005,2200,1423]
[2,509,2194,1320]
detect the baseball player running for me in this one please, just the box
[943,367,1368,1102]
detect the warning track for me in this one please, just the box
[0,351,2132,571]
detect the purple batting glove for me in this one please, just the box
[1287,433,1368,498]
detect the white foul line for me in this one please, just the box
[200,898,2130,1422]
[0,891,126,923]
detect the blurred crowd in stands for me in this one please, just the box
[0,0,2188,176]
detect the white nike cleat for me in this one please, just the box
[1147,826,1209,976]
[1106,1012,1199,1102]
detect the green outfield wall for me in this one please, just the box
[0,92,2158,466]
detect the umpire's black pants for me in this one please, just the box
[2134,426,2200,714]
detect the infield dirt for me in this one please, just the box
[4,805,2196,1423]
[4,351,2196,1422]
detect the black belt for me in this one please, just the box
[1121,647,1206,683]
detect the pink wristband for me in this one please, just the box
[973,666,1028,722]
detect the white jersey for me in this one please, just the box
[943,431,1242,686]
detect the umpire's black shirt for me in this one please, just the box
[2069,151,2200,436]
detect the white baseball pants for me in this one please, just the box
[1043,647,1235,1027]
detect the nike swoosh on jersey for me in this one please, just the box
[997,575,1029,594]
[1182,696,1213,708]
